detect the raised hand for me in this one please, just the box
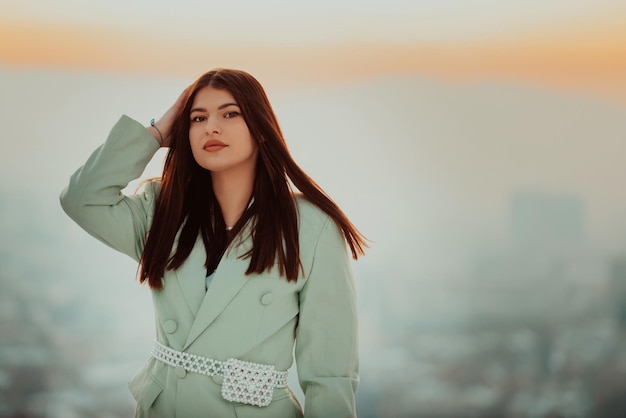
[148,86,192,148]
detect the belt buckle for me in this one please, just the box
[221,358,276,407]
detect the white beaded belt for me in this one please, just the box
[151,340,288,407]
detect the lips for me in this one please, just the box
[203,139,227,152]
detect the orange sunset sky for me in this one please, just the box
[1,1,625,106]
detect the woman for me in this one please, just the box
[60,68,366,417]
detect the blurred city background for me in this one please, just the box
[1,1,626,417]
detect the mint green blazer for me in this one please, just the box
[60,116,359,418]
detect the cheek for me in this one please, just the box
[189,126,202,142]
[245,140,258,160]
[188,137,204,163]
[240,130,256,153]
[188,130,204,150]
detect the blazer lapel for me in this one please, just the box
[173,237,207,317]
[182,229,254,351]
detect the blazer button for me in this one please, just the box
[261,292,274,305]
[175,366,187,379]
[163,320,177,334]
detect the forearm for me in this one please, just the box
[60,115,161,259]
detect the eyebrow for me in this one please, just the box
[190,102,239,113]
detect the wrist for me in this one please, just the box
[149,119,164,146]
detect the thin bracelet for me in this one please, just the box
[150,118,164,144]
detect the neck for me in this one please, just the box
[211,167,255,228]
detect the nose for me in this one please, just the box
[205,117,221,135]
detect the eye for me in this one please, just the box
[191,116,206,123]
[224,111,240,119]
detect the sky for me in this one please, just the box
[3,0,625,43]
[1,0,625,105]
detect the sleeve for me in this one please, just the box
[59,115,161,261]
[295,218,359,418]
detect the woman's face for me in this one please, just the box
[188,86,257,176]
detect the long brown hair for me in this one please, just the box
[140,68,366,289]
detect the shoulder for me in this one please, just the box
[294,194,345,250]
[293,195,351,282]
[128,178,162,221]
[143,178,162,195]
[135,178,162,198]
[295,194,332,232]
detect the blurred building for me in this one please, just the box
[609,257,626,331]
[510,191,585,251]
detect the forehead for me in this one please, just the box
[191,86,237,108]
